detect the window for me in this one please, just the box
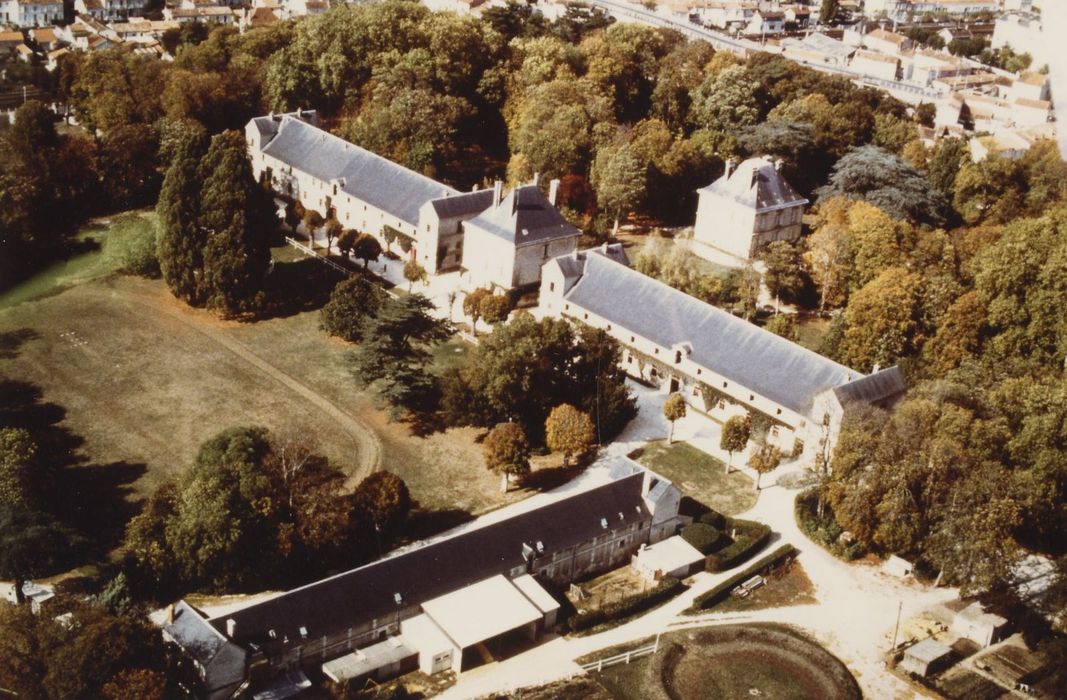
[723,382,728,388]
[583,313,588,320]
[564,304,569,311]
[675,351,682,364]
[426,225,430,232]
[696,369,702,375]
[650,368,658,378]
[654,348,659,355]
[776,408,782,415]
[717,400,725,410]
[549,282,555,292]
[749,394,754,401]
[771,426,779,437]
[630,336,635,342]
[618,540,625,549]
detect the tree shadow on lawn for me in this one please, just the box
[0,378,146,559]
[259,257,345,320]
[522,463,585,492]
[0,328,40,359]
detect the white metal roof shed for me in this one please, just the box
[511,574,561,616]
[421,575,542,650]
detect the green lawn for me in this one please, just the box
[634,440,757,515]
[796,315,831,352]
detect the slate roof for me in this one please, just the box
[832,366,905,406]
[465,185,580,246]
[429,188,494,220]
[259,116,459,225]
[210,470,652,650]
[561,253,859,416]
[164,601,247,676]
[552,245,629,294]
[697,157,808,213]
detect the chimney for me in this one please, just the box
[166,604,175,624]
[492,180,503,207]
[226,618,237,638]
[532,172,540,186]
[548,178,560,206]
[724,158,736,179]
[774,158,784,172]
[472,183,479,192]
[751,168,759,188]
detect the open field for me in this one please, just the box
[0,215,539,526]
[633,440,757,515]
[589,624,861,700]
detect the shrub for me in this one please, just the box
[705,519,772,572]
[689,544,797,612]
[681,523,721,555]
[697,509,727,529]
[107,215,160,278]
[795,487,867,561]
[568,576,686,633]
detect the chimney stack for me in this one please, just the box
[167,604,175,624]
[774,158,784,172]
[492,180,503,207]
[548,178,560,206]
[532,172,540,186]
[724,158,736,179]
[226,618,237,638]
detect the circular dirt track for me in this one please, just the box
[661,624,861,700]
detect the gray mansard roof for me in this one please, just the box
[562,252,861,416]
[429,188,495,220]
[465,185,580,246]
[697,157,808,213]
[259,116,459,225]
[163,601,247,687]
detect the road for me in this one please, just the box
[1044,0,1067,160]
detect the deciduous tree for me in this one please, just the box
[545,403,595,466]
[463,287,491,335]
[747,442,782,490]
[402,259,427,291]
[354,233,383,270]
[662,393,686,444]
[484,422,532,491]
[351,471,411,535]
[720,415,750,474]
[319,276,385,343]
[478,293,512,326]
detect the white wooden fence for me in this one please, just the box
[579,635,661,673]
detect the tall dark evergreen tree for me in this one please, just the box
[156,121,209,305]
[197,130,274,316]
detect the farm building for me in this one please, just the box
[539,247,906,462]
[900,639,955,677]
[163,459,682,698]
[632,536,705,582]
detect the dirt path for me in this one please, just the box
[94,285,382,486]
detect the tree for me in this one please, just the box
[839,267,923,372]
[820,0,839,24]
[662,393,686,444]
[402,259,427,291]
[688,65,762,134]
[463,287,491,335]
[350,294,453,419]
[747,442,782,490]
[545,404,595,466]
[351,471,411,535]
[156,121,209,305]
[102,669,167,700]
[0,504,82,605]
[324,217,343,252]
[302,208,324,241]
[164,427,280,589]
[0,427,36,507]
[816,145,947,226]
[805,199,852,311]
[484,422,532,492]
[590,141,646,233]
[354,233,383,270]
[479,293,512,327]
[736,263,761,321]
[953,155,1026,225]
[319,275,385,343]
[196,130,274,316]
[760,241,805,314]
[720,415,751,475]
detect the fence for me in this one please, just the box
[579,635,661,673]
[284,237,354,277]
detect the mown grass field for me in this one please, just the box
[0,214,526,520]
[634,440,757,515]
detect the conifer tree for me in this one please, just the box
[197,130,274,316]
[156,122,208,305]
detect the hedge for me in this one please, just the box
[705,520,773,572]
[568,576,687,633]
[681,523,722,554]
[697,509,727,530]
[688,543,797,612]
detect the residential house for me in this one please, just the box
[110,18,176,43]
[969,132,1033,161]
[699,1,757,30]
[851,49,902,81]
[1008,71,1050,103]
[55,14,113,49]
[163,460,683,698]
[80,0,143,20]
[936,26,971,45]
[903,48,969,85]
[782,4,810,29]
[45,45,68,70]
[0,30,24,55]
[992,11,1046,69]
[239,5,279,29]
[539,247,905,459]
[744,9,784,36]
[460,180,580,292]
[73,0,107,20]
[865,0,997,20]
[164,5,235,23]
[692,156,808,261]
[287,0,328,16]
[1,0,64,27]
[780,31,855,66]
[863,28,912,56]
[15,41,32,60]
[28,26,58,50]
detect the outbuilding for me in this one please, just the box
[631,536,705,582]
[900,639,954,677]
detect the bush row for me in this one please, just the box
[795,487,866,561]
[681,522,722,554]
[568,576,687,633]
[688,543,798,612]
[705,519,773,572]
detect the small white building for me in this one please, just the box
[632,536,705,582]
[863,28,912,56]
[951,602,1008,648]
[992,12,1047,69]
[693,156,808,262]
[0,0,63,27]
[851,49,902,81]
[900,638,954,677]
[884,554,914,578]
